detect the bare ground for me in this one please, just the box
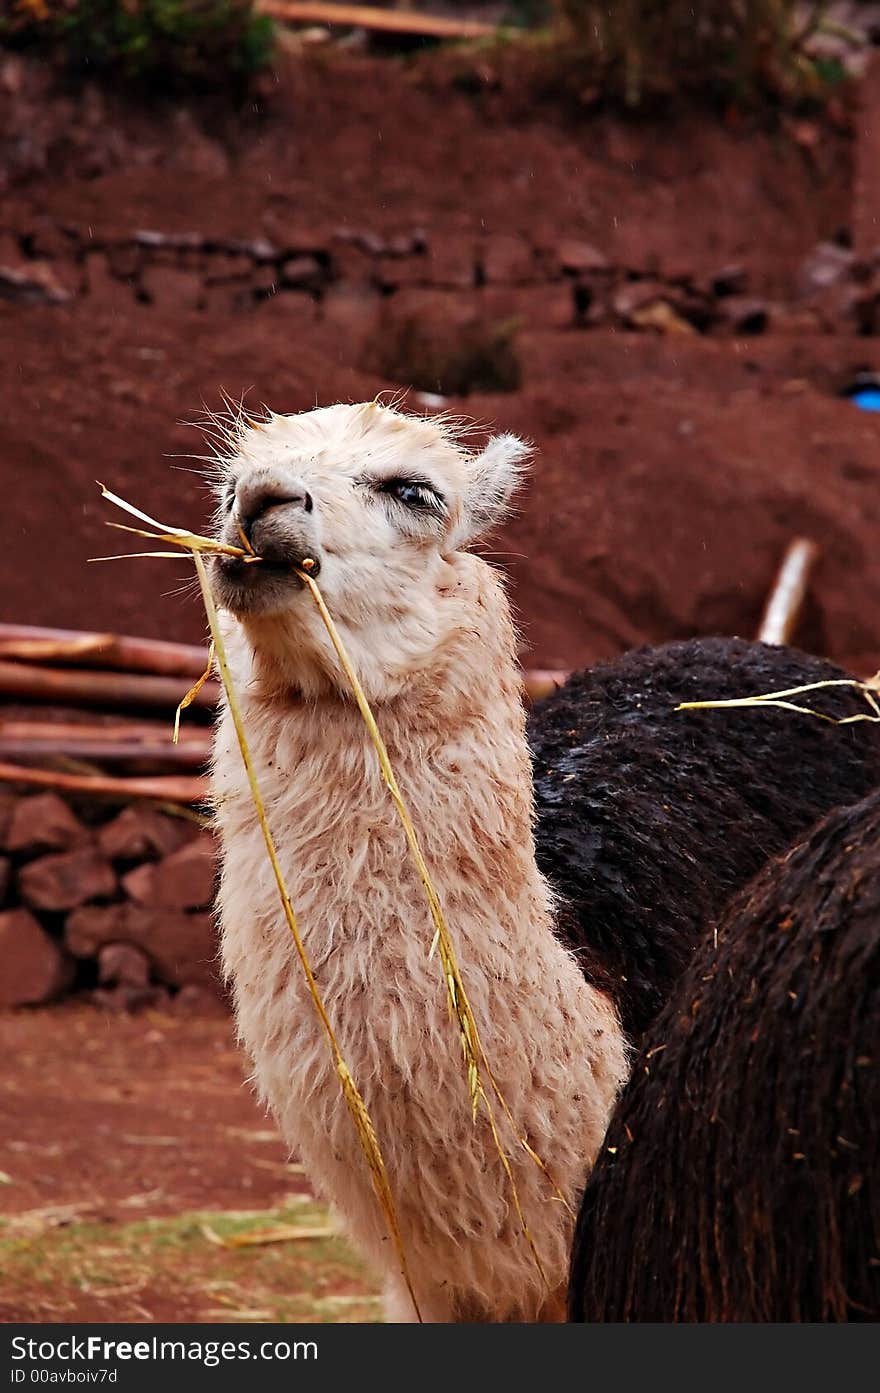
[0,1005,379,1322]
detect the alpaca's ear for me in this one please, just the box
[451,434,531,548]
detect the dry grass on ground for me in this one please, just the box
[0,1199,380,1323]
[0,1005,382,1322]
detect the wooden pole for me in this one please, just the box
[0,739,209,771]
[0,624,209,678]
[0,660,219,712]
[0,761,208,804]
[757,539,820,646]
[523,669,570,703]
[0,719,210,745]
[0,627,563,713]
[256,0,495,39]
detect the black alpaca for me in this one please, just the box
[529,636,880,1041]
[568,784,880,1322]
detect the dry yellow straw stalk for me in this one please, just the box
[95,484,564,1288]
[95,487,421,1320]
[198,554,423,1315]
[677,675,880,724]
[677,674,880,953]
[202,1223,338,1249]
[299,573,568,1275]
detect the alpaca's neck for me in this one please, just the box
[215,558,552,967]
[213,559,628,1321]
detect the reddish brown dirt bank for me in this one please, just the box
[2,49,879,674]
[1,44,880,1325]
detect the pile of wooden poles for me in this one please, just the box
[0,624,216,804]
[0,623,569,805]
[0,537,818,805]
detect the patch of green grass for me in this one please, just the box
[0,1,274,89]
[554,1,852,108]
[0,1200,382,1323]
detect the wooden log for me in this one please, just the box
[0,660,219,712]
[0,739,209,772]
[0,623,210,678]
[256,0,495,39]
[757,538,820,646]
[523,669,571,703]
[0,651,564,712]
[0,719,209,746]
[0,761,208,805]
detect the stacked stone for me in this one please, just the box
[4,217,880,343]
[0,791,221,1012]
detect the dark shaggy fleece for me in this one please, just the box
[568,785,880,1322]
[529,637,880,1041]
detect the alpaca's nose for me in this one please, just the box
[235,476,313,540]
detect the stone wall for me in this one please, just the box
[0,790,222,1011]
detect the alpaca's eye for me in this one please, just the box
[378,477,444,512]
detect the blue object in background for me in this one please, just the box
[851,387,880,412]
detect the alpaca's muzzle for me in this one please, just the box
[211,500,322,615]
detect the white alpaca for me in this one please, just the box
[209,401,628,1322]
